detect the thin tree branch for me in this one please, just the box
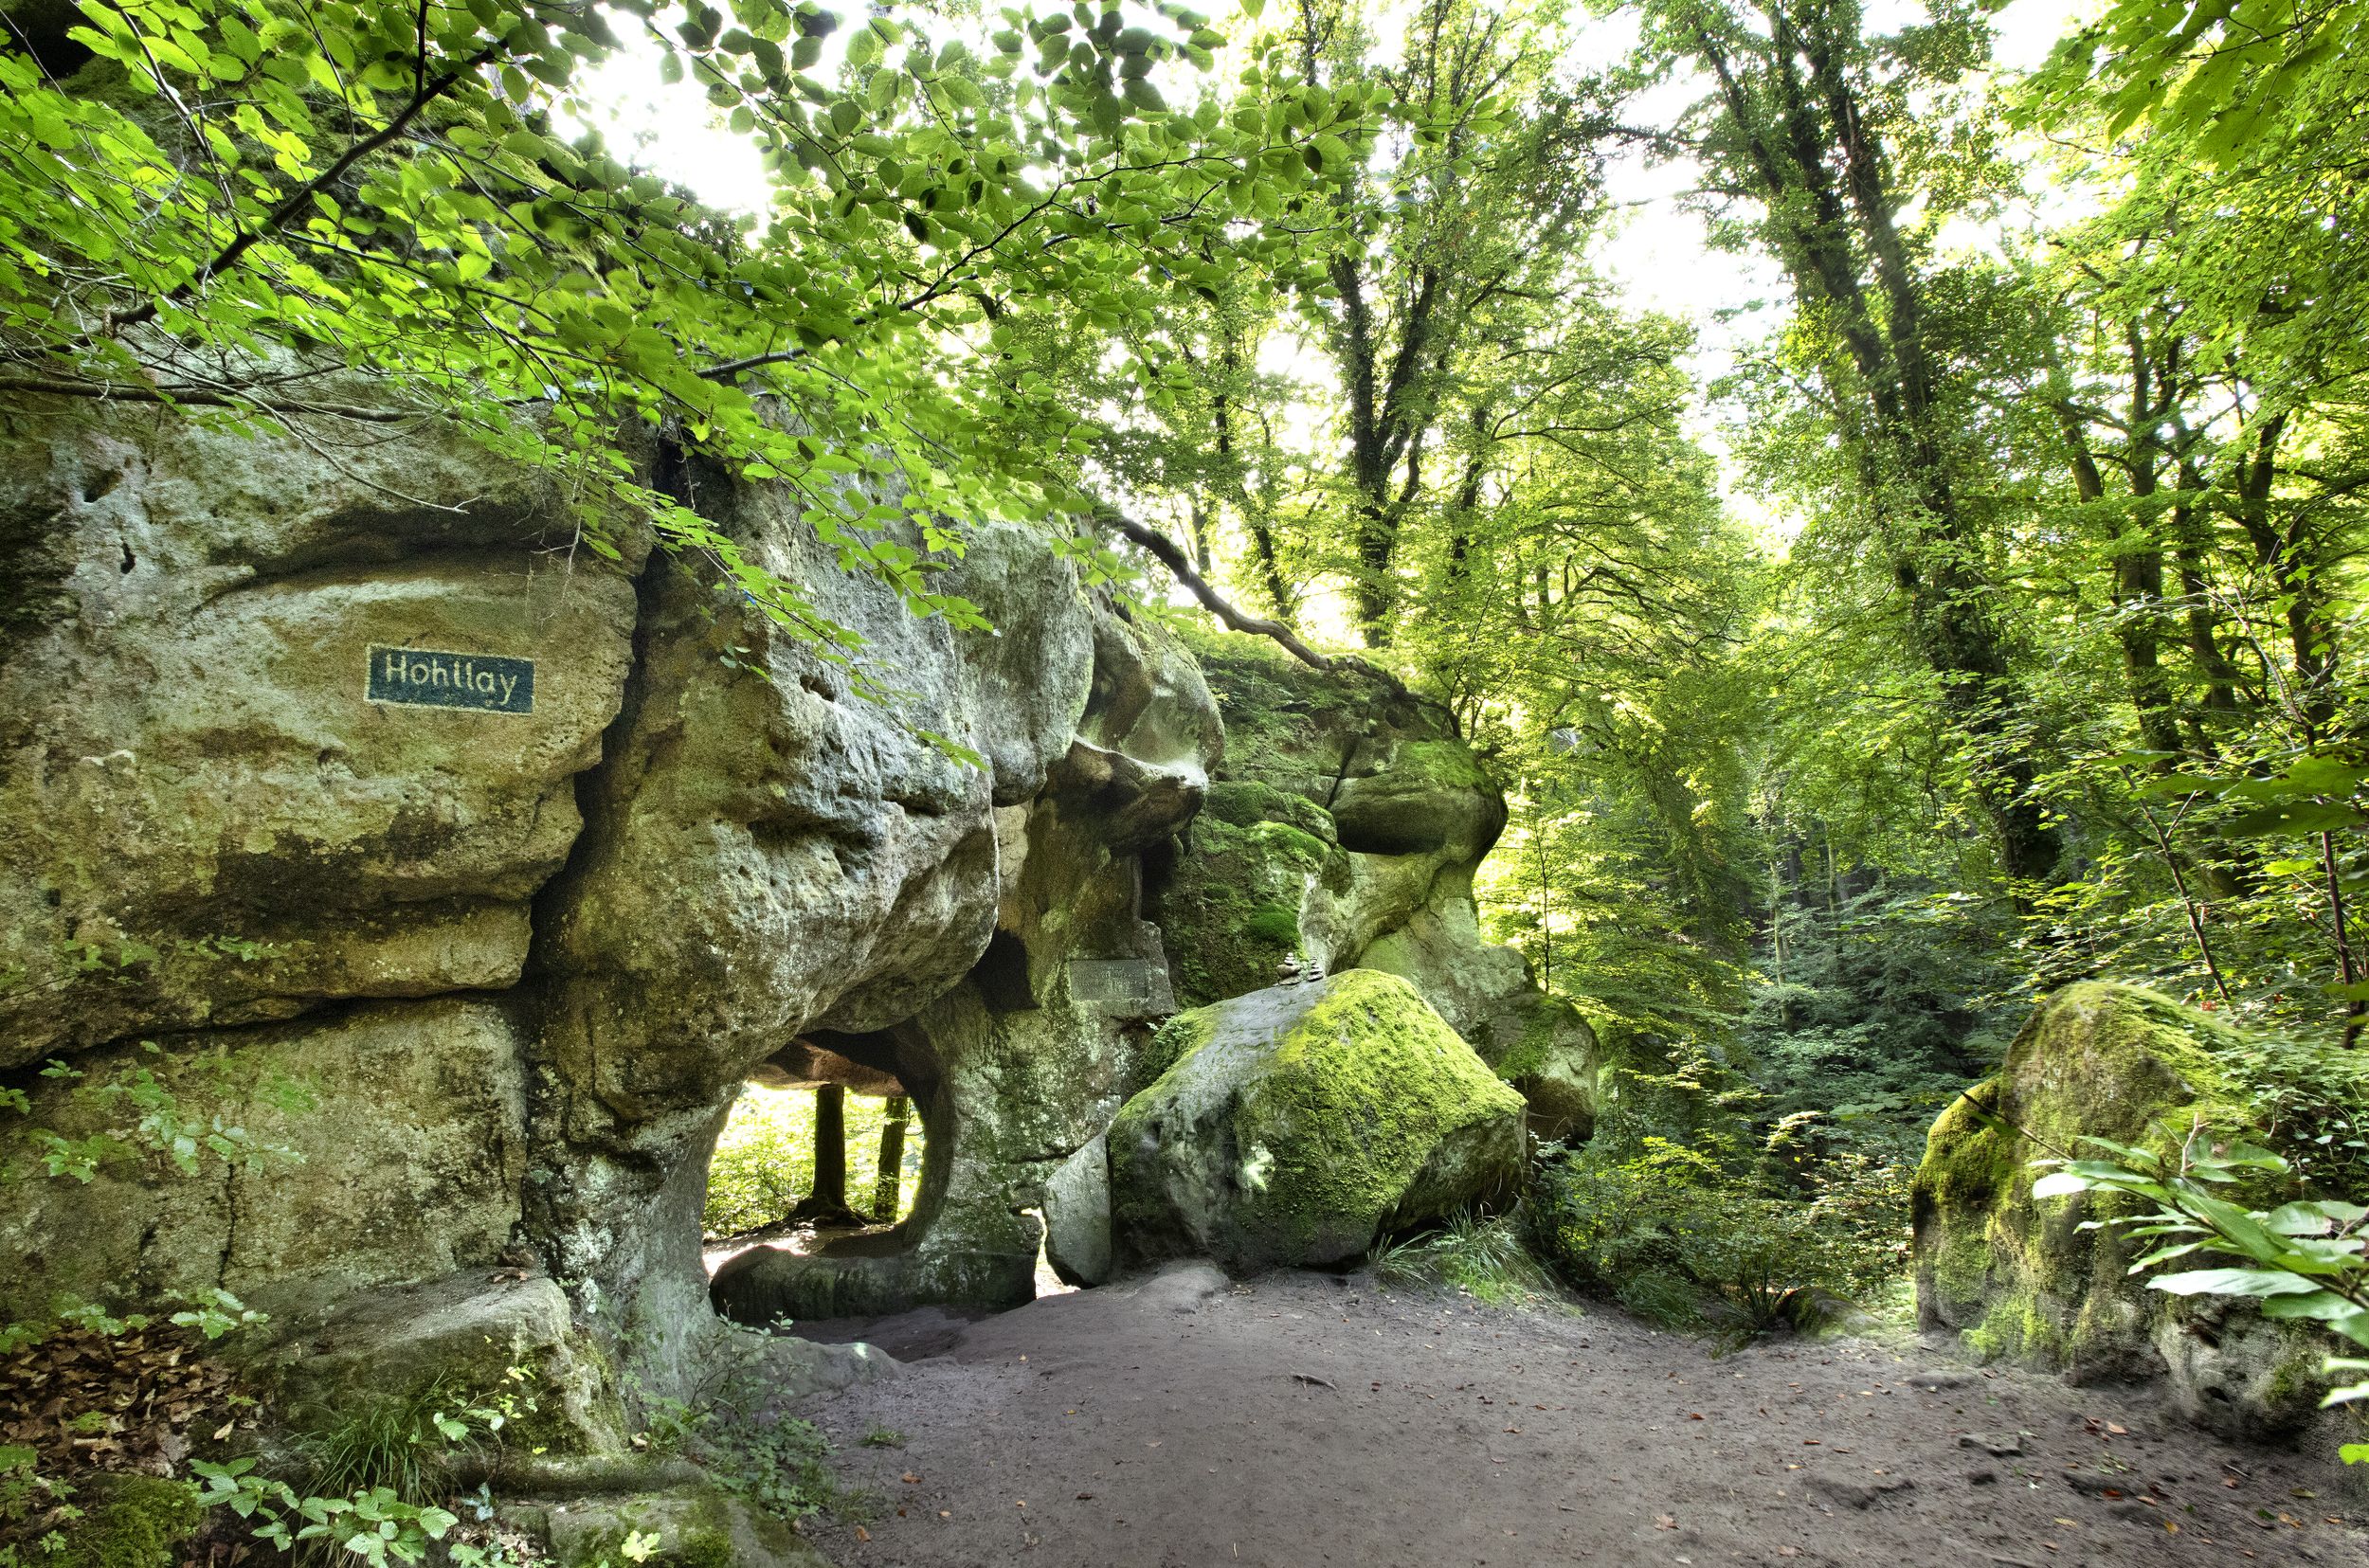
[1094,506,1414,702]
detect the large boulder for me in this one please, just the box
[1108,969,1527,1271]
[1042,1131,1114,1287]
[1913,982,2368,1441]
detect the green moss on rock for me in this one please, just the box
[1108,969,1527,1271]
[1913,982,2363,1435]
[1161,808,1350,1008]
[54,1475,203,1568]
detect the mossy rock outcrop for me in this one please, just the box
[1108,969,1527,1271]
[1155,630,1600,1140]
[1913,982,2368,1442]
[1159,780,1351,1005]
[519,1479,832,1568]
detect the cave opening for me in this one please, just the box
[699,1037,924,1278]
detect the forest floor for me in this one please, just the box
[783,1262,2369,1568]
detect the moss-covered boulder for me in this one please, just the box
[527,1480,831,1568]
[253,1272,631,1456]
[1108,969,1527,1271]
[1913,982,2367,1440]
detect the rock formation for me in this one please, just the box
[1155,631,1601,1139]
[1,395,1604,1561]
[0,398,1209,1559]
[1913,982,2366,1444]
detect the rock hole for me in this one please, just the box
[701,1066,921,1284]
[971,928,1038,1014]
[118,541,135,574]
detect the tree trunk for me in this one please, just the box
[810,1084,847,1215]
[1698,17,2062,892]
[873,1096,909,1222]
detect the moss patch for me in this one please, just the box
[1159,807,1349,1008]
[53,1475,203,1568]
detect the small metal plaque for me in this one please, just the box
[366,645,534,714]
[1067,957,1176,1020]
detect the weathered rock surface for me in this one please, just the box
[0,404,641,1063]
[256,1272,630,1456]
[703,592,1217,1325]
[1913,982,2364,1442]
[0,393,1597,1559]
[1042,1131,1114,1287]
[1108,969,1526,1271]
[528,1481,835,1568]
[4,999,527,1318]
[0,397,1207,1432]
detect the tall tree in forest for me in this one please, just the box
[1637,0,2064,893]
[1284,0,1614,645]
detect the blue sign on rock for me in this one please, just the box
[366,645,534,714]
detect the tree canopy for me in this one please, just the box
[4,0,2363,1053]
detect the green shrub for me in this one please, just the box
[1529,1130,1909,1334]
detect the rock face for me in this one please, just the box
[0,397,1211,1425]
[1156,632,1601,1137]
[1107,970,1527,1271]
[1913,982,2361,1442]
[1042,1132,1114,1287]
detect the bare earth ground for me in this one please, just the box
[781,1263,2369,1568]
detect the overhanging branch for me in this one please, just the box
[1093,505,1413,702]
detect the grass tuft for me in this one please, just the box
[1368,1209,1555,1307]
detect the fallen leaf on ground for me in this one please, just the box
[1655,1514,1677,1529]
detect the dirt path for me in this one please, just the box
[788,1263,2367,1568]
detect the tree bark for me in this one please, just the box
[873,1096,909,1222]
[810,1084,848,1215]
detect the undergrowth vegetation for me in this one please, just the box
[1520,1038,1915,1337]
[1369,1210,1553,1307]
